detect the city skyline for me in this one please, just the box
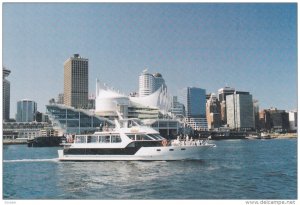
[3,3,297,118]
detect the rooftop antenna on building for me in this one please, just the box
[143,68,148,73]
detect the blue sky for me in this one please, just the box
[3,3,297,117]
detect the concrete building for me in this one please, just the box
[218,86,235,125]
[64,54,88,108]
[253,99,260,130]
[88,94,96,109]
[179,87,207,130]
[153,72,165,91]
[226,91,254,130]
[138,69,166,97]
[16,99,37,122]
[259,108,290,132]
[3,122,53,140]
[289,110,297,133]
[218,86,236,102]
[206,93,221,130]
[56,93,64,104]
[269,108,289,133]
[169,96,185,118]
[3,67,11,121]
[259,109,272,131]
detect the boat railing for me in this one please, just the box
[170,138,209,146]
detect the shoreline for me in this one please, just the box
[271,133,298,139]
[3,139,27,145]
[3,135,297,145]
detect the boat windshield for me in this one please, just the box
[119,119,144,128]
[75,135,122,143]
[126,133,156,141]
[147,134,164,140]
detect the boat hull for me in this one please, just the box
[58,144,215,161]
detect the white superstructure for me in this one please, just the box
[58,118,215,161]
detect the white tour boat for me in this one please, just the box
[58,118,216,161]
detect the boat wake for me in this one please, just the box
[3,158,59,163]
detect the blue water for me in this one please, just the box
[3,139,297,199]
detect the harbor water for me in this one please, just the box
[3,139,297,199]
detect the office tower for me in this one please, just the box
[218,86,235,102]
[139,69,154,97]
[253,99,260,130]
[226,91,254,130]
[268,108,289,132]
[3,67,11,121]
[64,54,88,108]
[88,94,96,109]
[259,108,290,132]
[289,110,297,132]
[218,86,235,125]
[179,87,207,130]
[169,96,185,118]
[153,72,166,91]
[139,69,166,97]
[259,110,272,131]
[16,99,37,122]
[56,93,64,104]
[206,93,221,129]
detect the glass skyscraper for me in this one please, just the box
[179,87,206,118]
[179,87,207,130]
[16,99,37,122]
[3,67,11,121]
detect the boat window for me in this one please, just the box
[99,135,110,143]
[75,135,86,143]
[111,135,122,143]
[135,134,153,141]
[127,134,135,140]
[87,136,98,143]
[148,134,164,140]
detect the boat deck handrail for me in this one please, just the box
[170,138,210,147]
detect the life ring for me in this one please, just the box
[162,139,168,147]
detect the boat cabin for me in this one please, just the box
[74,132,164,144]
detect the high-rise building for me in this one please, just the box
[206,93,221,129]
[259,108,290,132]
[139,69,166,97]
[218,86,235,125]
[16,99,37,122]
[226,91,254,130]
[139,69,154,97]
[179,87,207,130]
[56,93,64,104]
[169,96,185,118]
[259,109,272,131]
[289,110,297,132]
[153,72,165,91]
[218,86,235,102]
[3,67,11,121]
[253,99,260,130]
[64,54,88,108]
[269,108,289,132]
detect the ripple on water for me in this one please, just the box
[3,140,297,199]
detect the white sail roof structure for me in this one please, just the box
[95,80,171,116]
[95,80,130,117]
[129,84,171,115]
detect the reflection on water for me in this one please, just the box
[3,139,297,199]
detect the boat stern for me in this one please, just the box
[58,150,64,160]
